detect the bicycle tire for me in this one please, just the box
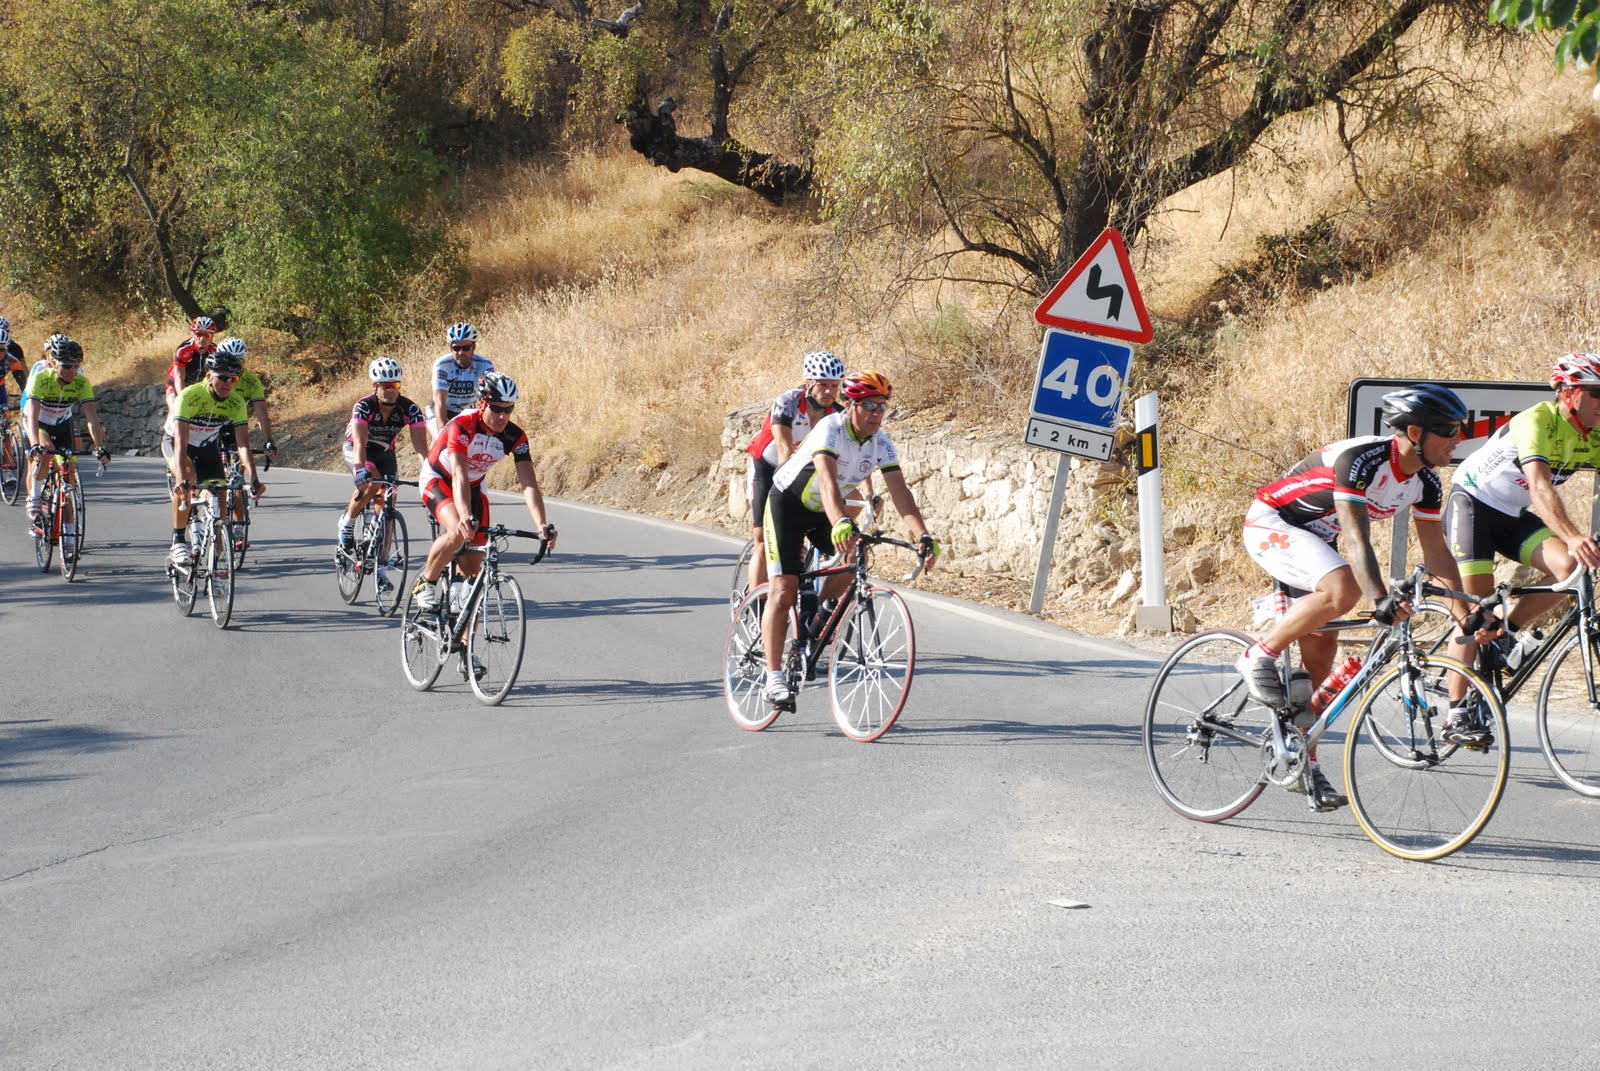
[1536,629,1600,798]
[400,583,447,691]
[1142,628,1271,822]
[232,491,250,570]
[335,510,366,604]
[1344,654,1508,862]
[69,478,86,555]
[468,575,526,705]
[828,585,915,742]
[725,585,782,731]
[59,491,79,583]
[731,538,755,618]
[0,425,20,505]
[373,509,408,617]
[170,534,198,616]
[33,488,54,572]
[208,521,235,628]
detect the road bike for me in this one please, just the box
[334,475,410,616]
[400,524,551,705]
[730,493,878,617]
[1143,566,1509,862]
[0,405,21,506]
[168,474,247,628]
[724,528,928,743]
[31,448,95,581]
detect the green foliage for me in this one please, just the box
[0,0,449,348]
[503,12,668,139]
[1489,0,1600,70]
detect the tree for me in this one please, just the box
[0,0,445,345]
[1489,0,1600,70]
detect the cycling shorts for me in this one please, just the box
[342,441,399,480]
[29,421,75,455]
[1444,489,1551,577]
[764,490,832,578]
[747,456,775,529]
[422,477,490,549]
[1242,499,1347,593]
[162,434,227,484]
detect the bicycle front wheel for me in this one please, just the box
[1536,630,1600,797]
[467,575,526,705]
[33,499,53,572]
[1344,654,1508,862]
[67,478,86,554]
[232,495,250,570]
[336,512,366,604]
[731,538,755,618]
[725,585,782,731]
[1143,628,1270,821]
[207,522,235,628]
[59,506,79,582]
[828,585,915,742]
[400,583,447,691]
[373,509,408,617]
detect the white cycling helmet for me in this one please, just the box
[446,321,479,344]
[43,333,69,359]
[476,371,519,404]
[215,336,248,359]
[802,351,845,381]
[1551,352,1600,389]
[369,356,403,382]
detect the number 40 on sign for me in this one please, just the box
[1024,328,1134,461]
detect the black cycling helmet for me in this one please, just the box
[1379,383,1467,430]
[205,349,244,376]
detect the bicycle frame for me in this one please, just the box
[415,526,550,651]
[783,532,927,686]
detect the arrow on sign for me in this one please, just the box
[1085,265,1123,321]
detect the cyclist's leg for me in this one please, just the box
[759,494,814,677]
[1241,502,1352,698]
[746,457,774,595]
[1519,530,1576,626]
[417,480,483,587]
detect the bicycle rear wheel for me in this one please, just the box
[1143,628,1271,822]
[1344,654,1508,861]
[207,521,235,628]
[725,585,782,731]
[0,425,20,505]
[468,575,526,705]
[828,585,915,742]
[1536,630,1600,798]
[373,509,408,617]
[400,583,447,691]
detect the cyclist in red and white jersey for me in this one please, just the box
[165,316,219,416]
[1239,384,1473,809]
[743,351,845,594]
[410,371,555,612]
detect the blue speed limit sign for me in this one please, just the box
[1024,329,1133,460]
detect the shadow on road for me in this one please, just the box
[0,718,159,788]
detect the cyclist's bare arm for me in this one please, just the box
[772,424,797,465]
[1332,497,1390,604]
[1416,518,1471,617]
[882,469,930,543]
[446,448,474,540]
[409,424,430,457]
[513,456,552,535]
[1525,459,1600,569]
[172,422,196,492]
[80,400,110,460]
[251,398,275,448]
[22,397,41,447]
[233,424,262,490]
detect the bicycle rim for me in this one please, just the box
[725,585,782,731]
[400,584,446,691]
[1142,628,1270,821]
[731,539,754,619]
[70,480,86,554]
[468,576,526,705]
[336,513,365,603]
[828,586,915,742]
[373,510,408,617]
[208,522,235,628]
[231,502,249,569]
[1536,630,1600,797]
[34,500,53,572]
[1344,655,1508,861]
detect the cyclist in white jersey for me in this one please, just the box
[759,369,940,705]
[428,321,496,438]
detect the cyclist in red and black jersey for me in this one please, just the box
[1238,384,1474,809]
[409,371,556,612]
[164,316,218,417]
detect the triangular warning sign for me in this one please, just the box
[1033,227,1153,343]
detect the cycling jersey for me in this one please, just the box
[1253,435,1443,530]
[1452,400,1600,516]
[168,338,216,392]
[430,352,495,418]
[419,409,529,488]
[23,367,94,427]
[4,341,23,391]
[165,382,247,448]
[344,392,426,451]
[233,369,266,408]
[772,411,900,513]
[746,387,842,466]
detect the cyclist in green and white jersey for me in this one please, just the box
[22,336,111,548]
[1442,352,1600,742]
[164,349,265,569]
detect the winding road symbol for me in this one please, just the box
[1084,265,1123,322]
[1033,227,1152,343]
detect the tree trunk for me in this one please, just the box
[119,154,202,319]
[619,98,810,205]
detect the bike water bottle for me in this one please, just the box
[1504,627,1544,672]
[1286,668,1314,729]
[1309,655,1363,715]
[449,580,468,613]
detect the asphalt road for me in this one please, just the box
[5,458,1600,1069]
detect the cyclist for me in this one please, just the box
[338,357,430,592]
[22,337,111,553]
[1237,383,1472,810]
[744,351,847,595]
[1440,353,1600,742]
[222,337,278,467]
[759,369,940,705]
[427,321,495,439]
[0,319,25,493]
[165,316,219,417]
[410,371,555,613]
[164,349,265,570]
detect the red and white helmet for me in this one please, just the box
[1551,353,1600,389]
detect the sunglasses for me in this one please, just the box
[451,344,474,353]
[212,373,239,383]
[57,362,82,371]
[854,398,889,413]
[375,380,400,388]
[486,403,514,414]
[1426,422,1463,438]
